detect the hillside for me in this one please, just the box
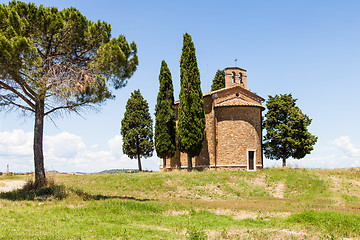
[0,168,360,239]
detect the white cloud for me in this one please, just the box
[351,160,360,167]
[0,130,160,173]
[45,132,86,158]
[331,136,360,157]
[108,135,123,157]
[0,129,33,156]
[264,149,360,169]
[0,129,33,172]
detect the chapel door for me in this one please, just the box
[247,150,255,171]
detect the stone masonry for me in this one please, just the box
[162,67,264,171]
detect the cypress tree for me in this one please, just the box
[155,60,176,168]
[121,90,154,171]
[177,33,205,171]
[211,69,225,91]
[263,94,318,167]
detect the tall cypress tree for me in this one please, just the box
[211,69,225,91]
[155,60,176,168]
[177,33,205,171]
[121,90,154,171]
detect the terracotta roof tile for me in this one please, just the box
[175,85,264,106]
[203,85,264,102]
[215,97,264,109]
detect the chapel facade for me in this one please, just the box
[161,67,264,171]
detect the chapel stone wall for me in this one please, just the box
[215,106,262,168]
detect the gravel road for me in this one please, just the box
[0,180,27,192]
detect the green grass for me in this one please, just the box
[0,168,359,239]
[288,210,360,238]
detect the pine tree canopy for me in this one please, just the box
[177,33,205,158]
[211,69,225,91]
[263,94,318,166]
[121,90,154,160]
[155,60,176,159]
[0,1,138,115]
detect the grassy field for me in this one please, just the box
[0,168,360,239]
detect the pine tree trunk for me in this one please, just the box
[34,100,46,188]
[282,156,286,167]
[137,154,142,172]
[187,154,192,171]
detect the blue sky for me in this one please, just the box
[0,0,359,172]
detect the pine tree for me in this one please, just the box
[211,69,225,91]
[263,94,318,167]
[121,90,154,171]
[0,1,138,187]
[155,60,176,167]
[177,33,205,171]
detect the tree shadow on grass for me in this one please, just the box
[70,187,153,202]
[0,180,153,202]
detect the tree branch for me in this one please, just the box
[0,94,35,112]
[45,34,54,58]
[14,72,38,101]
[35,45,46,59]
[0,81,36,109]
[44,101,89,116]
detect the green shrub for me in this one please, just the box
[186,226,208,240]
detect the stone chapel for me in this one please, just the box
[161,67,264,171]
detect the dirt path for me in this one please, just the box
[0,180,27,192]
[273,182,285,198]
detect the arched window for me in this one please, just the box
[232,72,236,83]
[238,73,242,84]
